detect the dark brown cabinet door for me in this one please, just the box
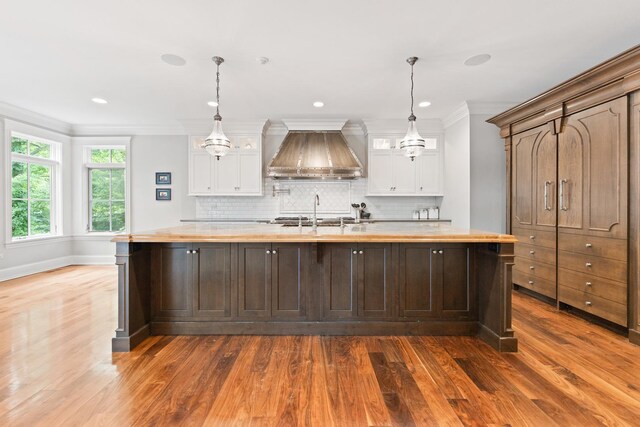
[534,130,557,228]
[151,243,193,318]
[238,243,271,318]
[357,244,393,318]
[439,246,475,319]
[512,127,538,228]
[271,243,308,318]
[192,244,232,319]
[558,97,628,238]
[398,245,437,318]
[322,244,358,319]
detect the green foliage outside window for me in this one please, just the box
[11,136,53,239]
[90,157,126,232]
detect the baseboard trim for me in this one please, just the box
[112,324,151,352]
[0,255,114,282]
[629,328,640,345]
[477,324,518,352]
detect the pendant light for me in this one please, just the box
[202,56,231,160]
[400,56,426,161]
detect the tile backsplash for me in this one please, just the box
[195,178,441,219]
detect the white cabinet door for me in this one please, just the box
[417,152,443,195]
[391,152,417,194]
[190,152,213,194]
[368,151,394,194]
[214,152,239,193]
[238,152,262,194]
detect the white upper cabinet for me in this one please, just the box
[188,134,263,196]
[366,135,443,196]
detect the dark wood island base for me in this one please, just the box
[112,224,517,353]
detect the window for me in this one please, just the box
[87,147,126,232]
[10,133,60,240]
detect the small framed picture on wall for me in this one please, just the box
[155,172,171,185]
[156,188,171,201]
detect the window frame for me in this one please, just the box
[79,139,131,235]
[7,131,62,243]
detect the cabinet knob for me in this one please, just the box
[585,301,592,306]
[528,280,534,285]
[438,250,443,254]
[585,262,592,268]
[272,250,277,255]
[359,250,364,254]
[586,281,592,287]
[353,250,358,254]
[529,265,535,270]
[266,250,271,254]
[432,250,437,254]
[420,186,423,191]
[186,250,192,254]
[207,186,211,190]
[585,243,592,248]
[529,235,535,240]
[529,250,535,254]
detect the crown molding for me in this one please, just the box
[362,118,443,135]
[0,102,72,135]
[466,101,518,116]
[442,103,470,128]
[282,118,347,131]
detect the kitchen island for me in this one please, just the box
[112,223,518,352]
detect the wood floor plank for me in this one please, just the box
[1,266,640,426]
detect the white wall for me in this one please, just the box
[470,114,506,233]
[440,111,471,229]
[130,135,194,232]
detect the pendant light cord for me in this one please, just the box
[410,62,415,119]
[215,62,221,119]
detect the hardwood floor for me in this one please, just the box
[1,266,639,426]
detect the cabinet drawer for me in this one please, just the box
[512,227,556,249]
[559,285,627,326]
[515,243,556,265]
[558,233,627,260]
[514,257,556,282]
[557,250,627,283]
[558,268,627,305]
[513,269,556,299]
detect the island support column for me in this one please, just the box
[476,242,518,352]
[112,242,152,352]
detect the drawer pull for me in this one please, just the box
[529,250,535,255]
[529,235,535,240]
[529,266,535,270]
[528,280,534,285]
[585,262,592,268]
[585,301,592,306]
[438,250,444,254]
[585,243,592,248]
[585,281,592,287]
[432,250,437,254]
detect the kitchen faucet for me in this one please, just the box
[312,194,320,231]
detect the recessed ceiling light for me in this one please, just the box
[313,101,324,108]
[418,101,431,108]
[207,101,219,107]
[161,53,186,66]
[91,98,108,104]
[464,54,491,66]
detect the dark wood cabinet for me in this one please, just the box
[151,243,193,318]
[398,244,474,319]
[322,243,392,319]
[238,242,308,319]
[192,243,232,319]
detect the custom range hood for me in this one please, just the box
[267,120,363,179]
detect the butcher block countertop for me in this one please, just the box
[112,222,516,243]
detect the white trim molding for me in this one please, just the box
[0,255,114,282]
[442,103,470,128]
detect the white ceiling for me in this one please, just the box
[1,0,639,126]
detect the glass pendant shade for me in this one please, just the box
[400,119,425,159]
[203,118,231,158]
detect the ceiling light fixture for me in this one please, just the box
[418,101,431,108]
[400,57,425,161]
[313,101,324,108]
[161,54,187,66]
[202,56,231,160]
[91,97,108,104]
[464,54,491,66]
